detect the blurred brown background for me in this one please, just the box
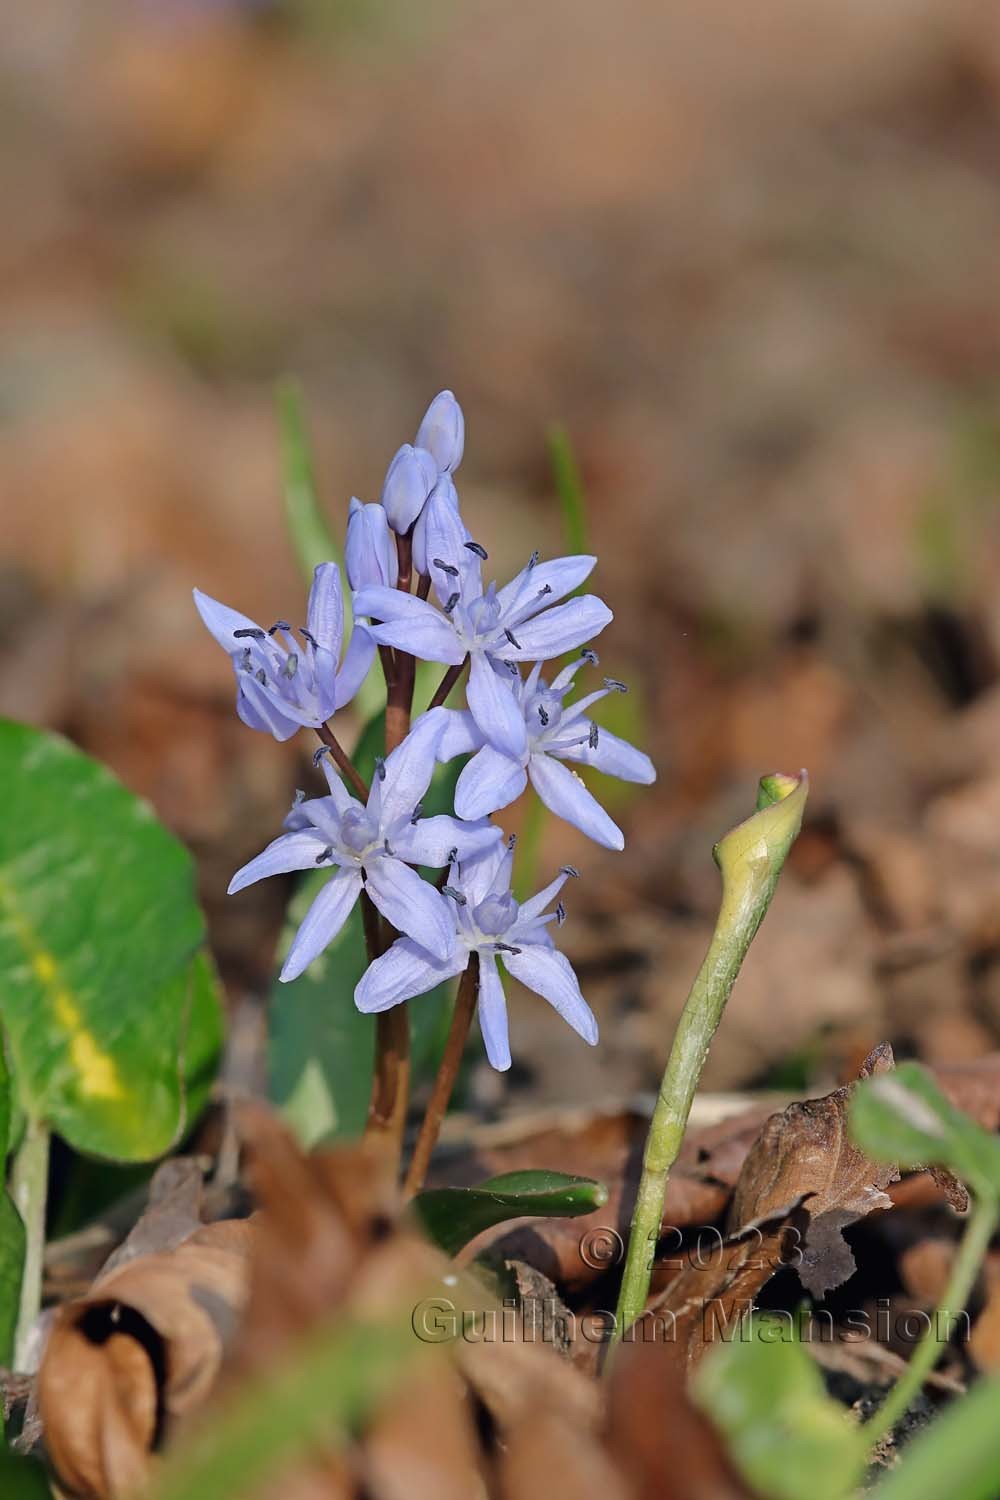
[4,0,1000,1108]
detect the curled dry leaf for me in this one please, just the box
[645,1045,898,1366]
[38,1218,255,1500]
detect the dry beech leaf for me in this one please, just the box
[501,1408,629,1500]
[605,1337,754,1499]
[645,1045,898,1366]
[727,1041,898,1298]
[208,1106,604,1500]
[38,1218,255,1499]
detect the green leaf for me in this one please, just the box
[547,423,588,558]
[694,1316,864,1500]
[269,712,463,1145]
[850,1061,1000,1201]
[0,721,223,1161]
[411,1169,608,1258]
[152,1318,419,1500]
[0,1043,24,1368]
[0,1452,50,1498]
[0,1195,24,1370]
[872,1373,1000,1500]
[276,377,340,582]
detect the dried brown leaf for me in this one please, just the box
[605,1337,754,1499]
[38,1217,255,1499]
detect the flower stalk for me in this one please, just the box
[403,955,479,1197]
[612,771,808,1342]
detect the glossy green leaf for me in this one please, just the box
[0,721,223,1161]
[269,712,462,1145]
[872,1373,1000,1500]
[850,1061,1000,1201]
[694,1317,864,1500]
[411,1169,608,1257]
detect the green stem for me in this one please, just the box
[865,1196,998,1450]
[11,1116,50,1370]
[612,771,807,1343]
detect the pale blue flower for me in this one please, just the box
[353,487,612,759]
[436,653,655,849]
[415,389,464,473]
[194,562,374,742]
[355,840,597,1071]
[229,709,501,980]
[380,443,438,534]
[345,498,398,590]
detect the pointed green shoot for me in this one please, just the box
[612,770,807,1341]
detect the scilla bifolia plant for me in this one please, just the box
[195,391,658,1189]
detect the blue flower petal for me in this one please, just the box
[477,954,511,1071]
[306,562,344,658]
[193,588,262,654]
[496,555,596,617]
[393,814,501,868]
[415,390,465,472]
[280,869,364,981]
[455,744,527,819]
[335,624,376,707]
[364,858,455,961]
[355,937,466,1013]
[555,726,656,784]
[500,944,597,1046]
[528,753,624,850]
[229,830,332,894]
[468,653,528,759]
[497,595,612,662]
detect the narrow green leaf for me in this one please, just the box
[0,1044,24,1366]
[276,377,340,581]
[694,1317,864,1500]
[850,1061,1000,1200]
[152,1319,420,1500]
[547,424,588,557]
[411,1169,608,1258]
[0,721,223,1161]
[872,1373,1000,1500]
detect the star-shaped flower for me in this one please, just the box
[229,710,501,979]
[355,840,597,1071]
[194,563,374,742]
[353,487,612,759]
[436,653,656,849]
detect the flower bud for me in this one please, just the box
[380,443,437,533]
[415,390,465,473]
[345,497,399,591]
[412,473,460,577]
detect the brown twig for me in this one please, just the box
[428,656,469,712]
[314,723,369,802]
[403,956,479,1197]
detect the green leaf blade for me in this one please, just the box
[0,721,223,1160]
[411,1169,608,1257]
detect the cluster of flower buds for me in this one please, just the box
[194,392,654,1069]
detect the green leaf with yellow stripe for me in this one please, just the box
[0,721,223,1161]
